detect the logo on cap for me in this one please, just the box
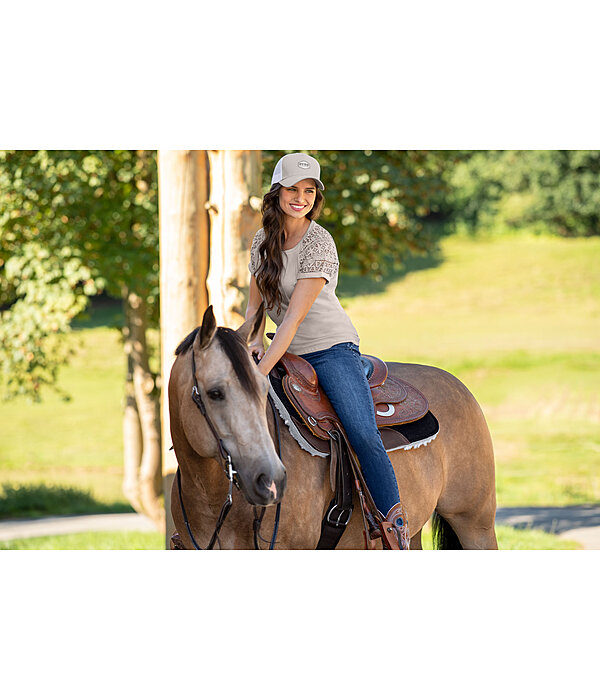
[297,160,310,169]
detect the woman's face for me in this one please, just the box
[278,179,317,220]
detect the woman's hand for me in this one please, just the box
[248,342,265,361]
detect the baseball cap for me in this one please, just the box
[271,153,324,191]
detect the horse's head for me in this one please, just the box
[174,304,287,507]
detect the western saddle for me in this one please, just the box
[268,346,432,550]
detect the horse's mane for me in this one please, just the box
[175,326,260,400]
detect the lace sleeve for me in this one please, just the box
[298,224,339,284]
[248,229,265,275]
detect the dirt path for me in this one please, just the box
[495,504,600,549]
[0,513,155,542]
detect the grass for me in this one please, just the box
[419,523,582,550]
[340,231,600,507]
[0,300,131,513]
[0,483,131,519]
[0,530,164,550]
[0,525,581,550]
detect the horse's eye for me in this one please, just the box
[207,388,225,401]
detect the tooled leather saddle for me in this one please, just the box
[269,351,438,457]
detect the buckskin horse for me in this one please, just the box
[168,305,498,550]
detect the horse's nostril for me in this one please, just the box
[257,473,278,500]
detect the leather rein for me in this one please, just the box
[175,348,282,550]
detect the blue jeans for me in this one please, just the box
[299,342,401,515]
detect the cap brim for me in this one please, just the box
[278,175,324,191]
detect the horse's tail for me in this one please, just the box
[431,511,463,550]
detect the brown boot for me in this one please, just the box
[381,502,410,550]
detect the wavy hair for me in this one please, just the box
[255,183,325,312]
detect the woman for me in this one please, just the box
[245,152,409,549]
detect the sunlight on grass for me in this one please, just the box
[0,525,581,550]
[0,530,164,550]
[0,324,127,508]
[341,233,600,508]
[419,523,582,550]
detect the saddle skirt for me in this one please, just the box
[268,351,439,461]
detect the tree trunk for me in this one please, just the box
[158,150,210,544]
[122,352,143,513]
[206,150,263,326]
[157,150,263,547]
[122,290,164,529]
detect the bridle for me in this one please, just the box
[175,346,282,550]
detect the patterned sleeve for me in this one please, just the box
[297,224,339,284]
[248,229,265,276]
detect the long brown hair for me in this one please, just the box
[255,183,325,312]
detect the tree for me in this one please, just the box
[449,150,600,237]
[0,150,163,526]
[262,150,457,276]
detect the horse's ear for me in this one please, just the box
[197,305,217,350]
[236,302,264,345]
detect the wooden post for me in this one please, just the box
[158,150,210,547]
[206,150,263,326]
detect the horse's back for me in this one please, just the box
[386,361,491,435]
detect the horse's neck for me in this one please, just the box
[177,443,231,515]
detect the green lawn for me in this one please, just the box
[0,231,598,540]
[0,306,130,511]
[341,232,600,507]
[0,530,165,550]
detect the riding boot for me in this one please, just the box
[380,502,410,550]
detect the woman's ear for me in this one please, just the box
[236,302,264,345]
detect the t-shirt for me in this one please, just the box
[248,219,360,354]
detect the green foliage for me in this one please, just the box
[262,150,459,275]
[450,150,600,237]
[0,150,159,400]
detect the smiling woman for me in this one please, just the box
[244,153,412,548]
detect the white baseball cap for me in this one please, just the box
[271,153,324,191]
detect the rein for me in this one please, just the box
[175,348,281,550]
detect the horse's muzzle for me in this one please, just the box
[240,461,287,506]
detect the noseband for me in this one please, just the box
[175,346,281,550]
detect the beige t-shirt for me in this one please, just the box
[248,219,360,354]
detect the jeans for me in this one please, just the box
[299,342,401,516]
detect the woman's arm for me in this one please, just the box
[246,274,267,359]
[257,277,326,375]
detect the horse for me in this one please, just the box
[168,305,498,550]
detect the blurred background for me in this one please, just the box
[0,149,598,549]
